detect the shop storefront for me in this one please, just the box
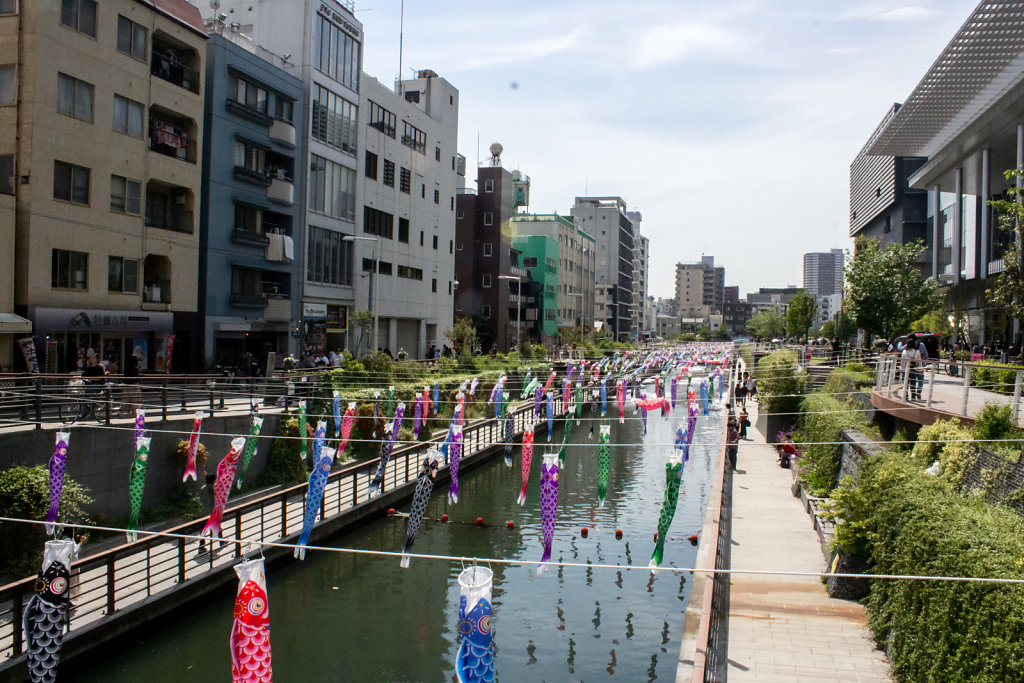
[301,302,327,362]
[32,307,174,373]
[325,304,348,355]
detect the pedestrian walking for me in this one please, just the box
[727,418,739,470]
[739,407,750,439]
[902,341,922,401]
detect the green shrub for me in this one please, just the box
[794,392,872,495]
[970,361,1023,395]
[757,350,807,416]
[833,454,1024,683]
[889,425,916,453]
[255,417,309,487]
[0,466,93,578]
[362,352,394,377]
[972,402,1024,458]
[912,418,974,482]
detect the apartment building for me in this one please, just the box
[510,233,558,341]
[571,196,635,341]
[454,146,531,352]
[802,249,845,297]
[198,31,304,365]
[2,0,206,371]
[358,70,459,357]
[674,256,724,322]
[632,231,649,338]
[510,213,596,342]
[198,0,363,358]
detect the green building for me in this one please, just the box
[511,234,559,339]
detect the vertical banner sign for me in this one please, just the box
[19,337,39,373]
[165,334,175,374]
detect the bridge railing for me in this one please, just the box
[0,396,552,669]
[875,355,1024,420]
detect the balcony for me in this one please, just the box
[229,293,265,309]
[269,119,296,147]
[267,174,294,205]
[145,181,194,234]
[143,255,172,307]
[226,99,274,126]
[264,296,291,322]
[149,107,198,163]
[233,166,272,187]
[151,35,200,94]
[231,228,269,247]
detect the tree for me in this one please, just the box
[445,318,478,357]
[846,236,938,341]
[352,310,374,355]
[987,169,1024,327]
[746,311,786,340]
[910,309,955,337]
[785,290,817,338]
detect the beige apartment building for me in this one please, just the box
[0,0,206,372]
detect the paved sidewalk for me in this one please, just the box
[726,401,891,682]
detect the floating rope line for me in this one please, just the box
[2,516,1021,585]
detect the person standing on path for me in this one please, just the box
[902,341,922,401]
[726,417,739,470]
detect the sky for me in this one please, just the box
[354,0,978,299]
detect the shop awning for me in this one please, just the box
[0,313,32,334]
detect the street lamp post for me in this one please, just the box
[343,234,380,355]
[497,274,521,351]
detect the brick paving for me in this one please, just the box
[725,400,891,682]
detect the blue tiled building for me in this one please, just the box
[198,33,304,366]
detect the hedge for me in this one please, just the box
[831,454,1024,682]
[969,360,1024,396]
[793,391,873,496]
[756,349,807,416]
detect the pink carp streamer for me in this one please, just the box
[338,402,355,455]
[517,425,535,505]
[230,558,273,682]
[542,370,556,395]
[182,410,206,482]
[201,437,246,539]
[616,381,625,424]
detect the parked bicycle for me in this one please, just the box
[59,378,109,424]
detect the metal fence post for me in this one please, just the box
[901,364,910,401]
[875,358,884,391]
[161,379,168,421]
[961,365,972,417]
[34,377,42,429]
[209,381,216,416]
[1013,370,1023,421]
[104,385,112,425]
[926,364,936,408]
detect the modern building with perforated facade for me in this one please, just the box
[866,0,1024,344]
[802,249,844,297]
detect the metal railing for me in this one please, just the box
[875,356,1024,421]
[0,396,554,670]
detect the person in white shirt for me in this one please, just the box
[902,342,923,401]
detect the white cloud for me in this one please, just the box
[452,27,586,73]
[836,4,937,23]
[632,23,741,68]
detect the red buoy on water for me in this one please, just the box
[580,527,588,537]
[475,517,484,526]
[615,529,623,539]
[653,532,658,541]
[441,514,449,523]
[506,520,514,529]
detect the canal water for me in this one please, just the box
[73,390,725,681]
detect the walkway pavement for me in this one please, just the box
[876,361,1023,425]
[726,400,891,682]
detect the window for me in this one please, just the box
[483,211,493,226]
[0,155,12,196]
[435,147,441,161]
[484,178,494,193]
[275,97,293,123]
[108,256,139,293]
[482,305,491,318]
[312,13,361,90]
[398,217,409,243]
[365,151,378,180]
[61,0,96,37]
[236,78,268,114]
[401,121,426,153]
[450,240,453,254]
[57,73,93,122]
[483,243,493,257]
[399,167,411,194]
[482,274,492,288]
[434,189,440,204]
[234,141,267,176]
[432,235,438,250]
[0,0,15,14]
[110,175,141,214]
[361,259,393,276]
[53,161,89,204]
[234,204,261,235]
[307,226,353,285]
[419,231,424,246]
[451,197,454,210]
[52,249,88,289]
[116,16,147,61]
[112,95,143,137]
[363,206,393,239]
[432,278,437,293]
[382,159,395,187]
[421,184,425,199]
[523,256,538,268]
[367,100,396,137]
[311,84,357,153]
[397,265,423,280]
[308,155,356,221]
[0,65,14,105]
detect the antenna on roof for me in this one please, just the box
[397,0,405,95]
